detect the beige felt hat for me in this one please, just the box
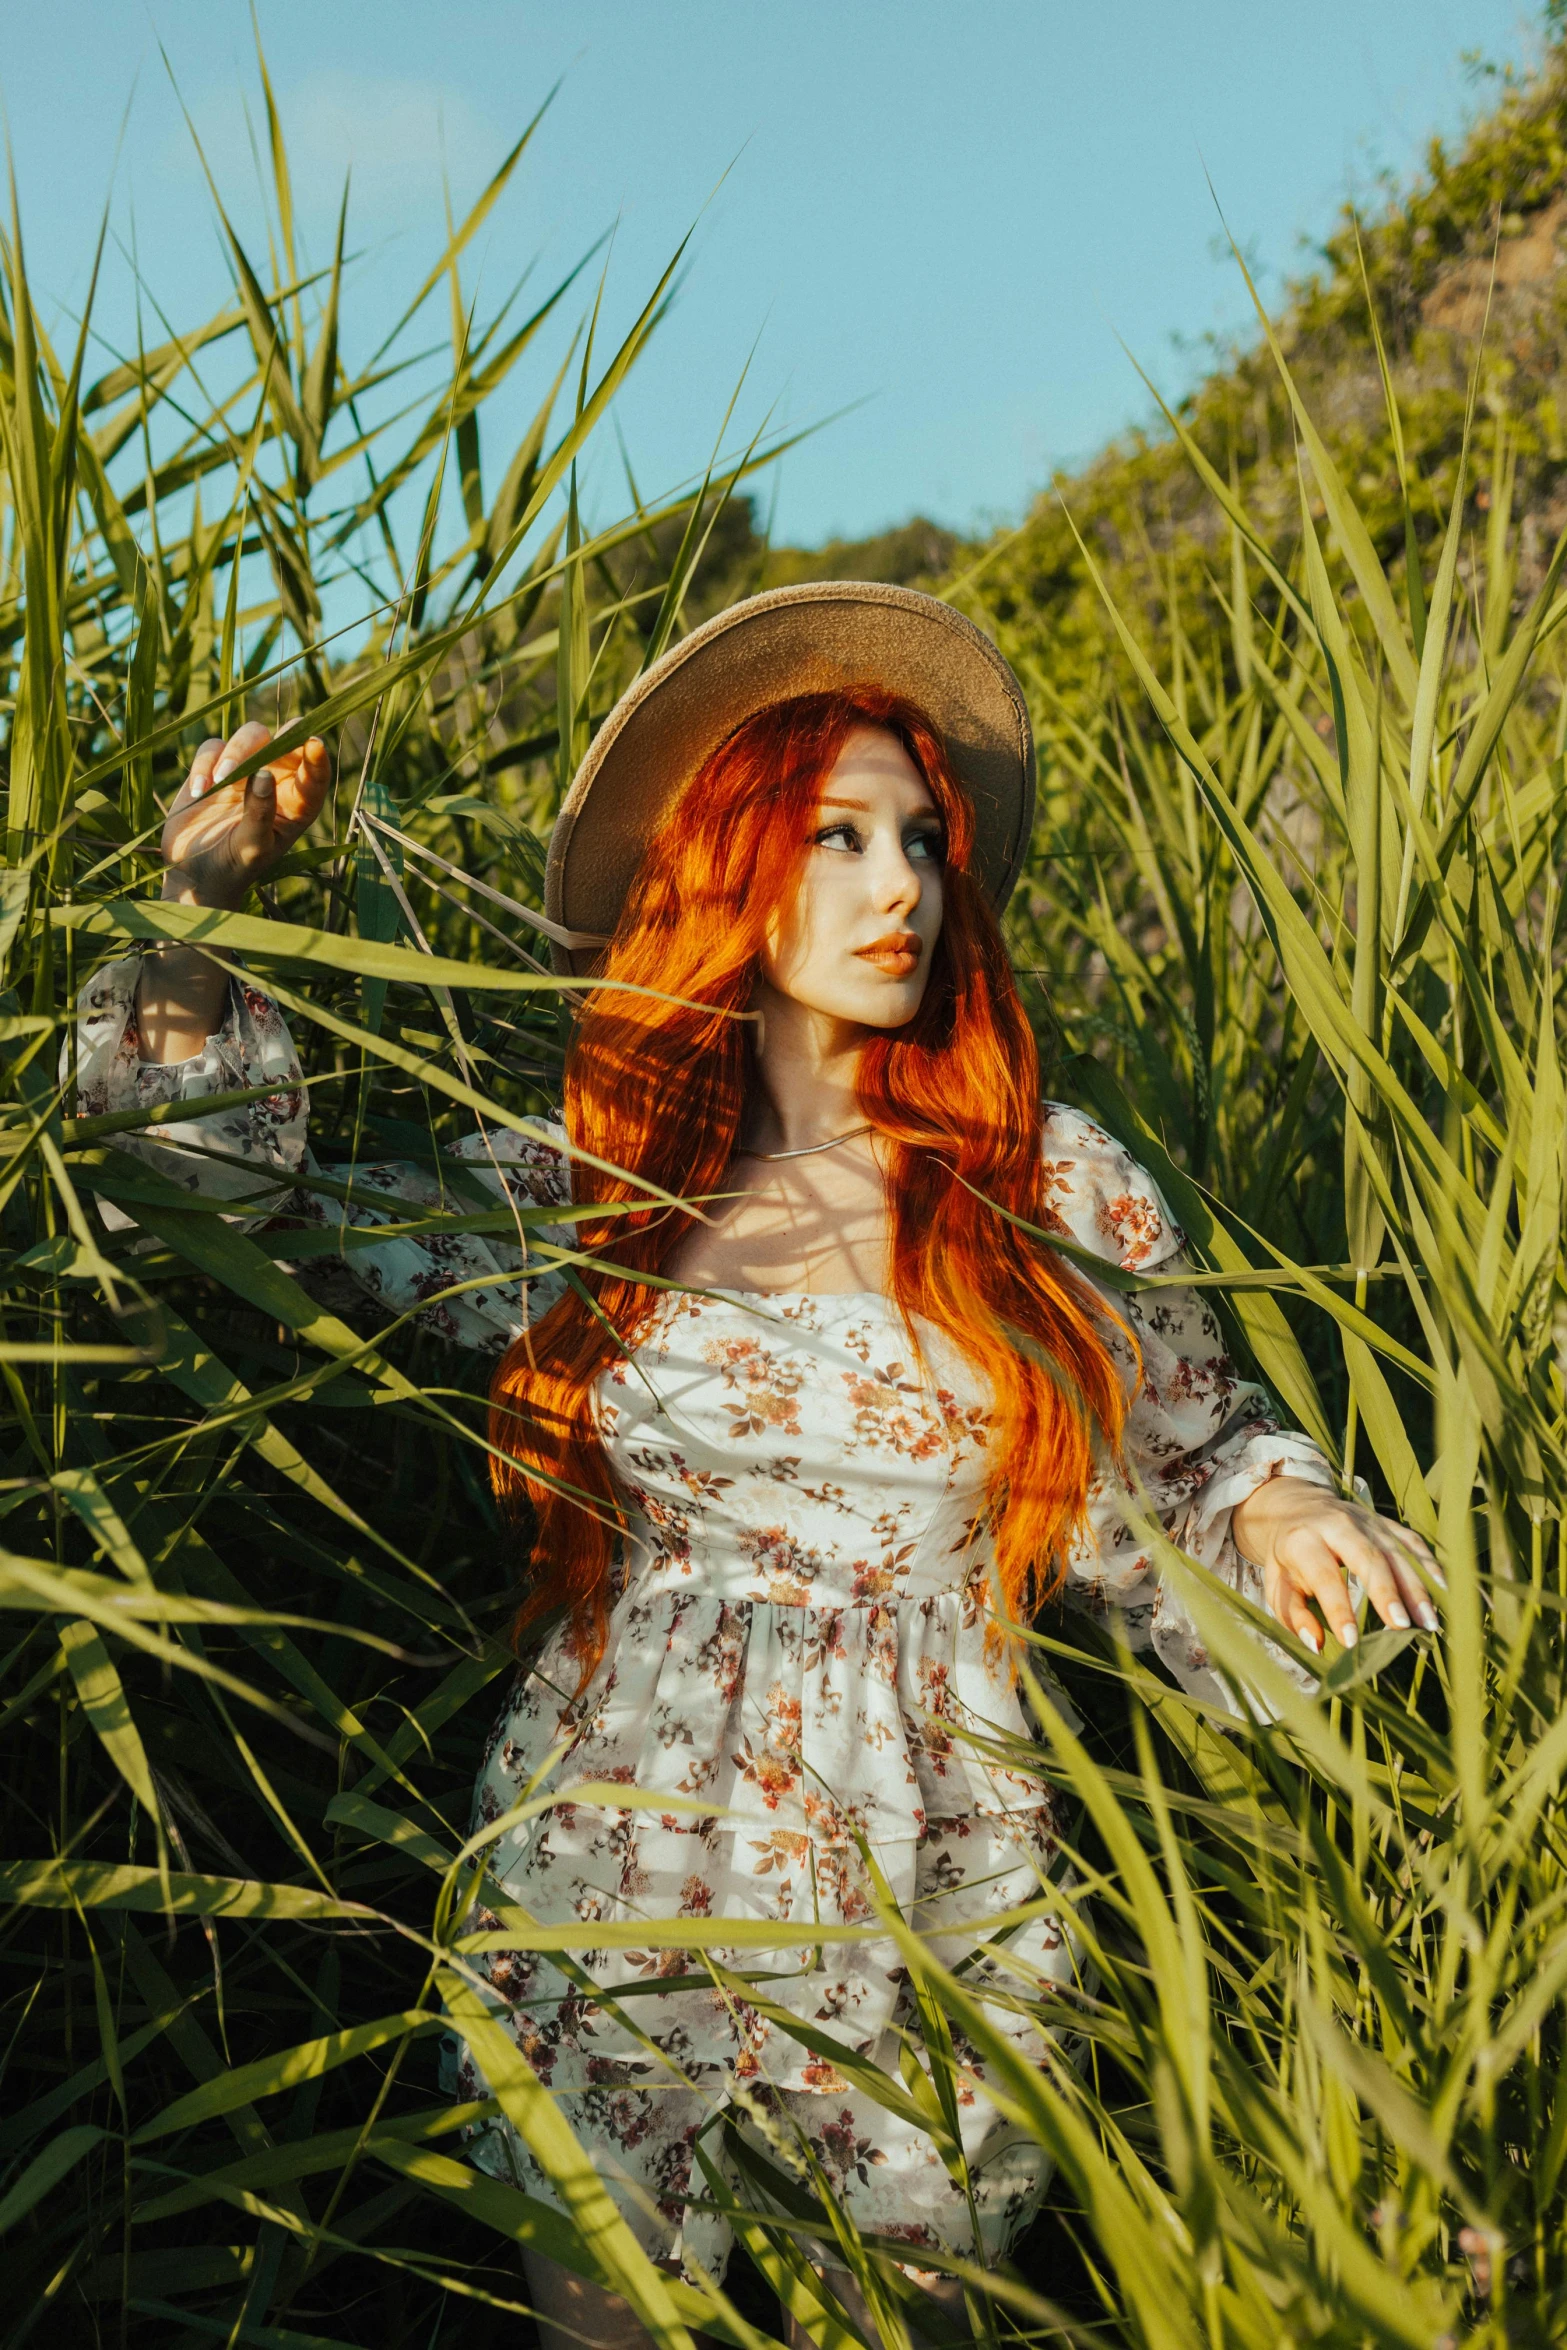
[541,581,1036,977]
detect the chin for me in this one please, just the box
[846,986,926,1030]
[789,976,930,1029]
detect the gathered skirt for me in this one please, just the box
[449,1648,1081,2282]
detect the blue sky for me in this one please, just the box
[2,1,1546,549]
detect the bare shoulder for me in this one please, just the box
[1038,1100,1185,1273]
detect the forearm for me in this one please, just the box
[134,875,237,1065]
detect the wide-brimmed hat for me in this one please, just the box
[541,581,1036,976]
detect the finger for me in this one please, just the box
[302,733,330,794]
[272,735,332,826]
[203,718,273,797]
[1277,1530,1361,1648]
[230,767,277,867]
[175,738,226,811]
[1264,1555,1326,1653]
[1376,1534,1440,1631]
[1370,1512,1439,1571]
[1331,1521,1415,1633]
[1373,1517,1446,1614]
[271,733,328,777]
[1270,1574,1325,1655]
[1343,1508,1442,1629]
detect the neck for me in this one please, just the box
[741,981,867,1157]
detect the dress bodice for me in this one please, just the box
[529,1280,1054,1858]
[597,1285,996,1615]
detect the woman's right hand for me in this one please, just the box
[130,720,332,1064]
[161,720,332,909]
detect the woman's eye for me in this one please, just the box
[812,822,944,859]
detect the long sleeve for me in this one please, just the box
[1039,1101,1336,1709]
[71,955,574,1352]
[331,1126,574,1351]
[75,953,308,1220]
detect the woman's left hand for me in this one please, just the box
[1230,1474,1440,1653]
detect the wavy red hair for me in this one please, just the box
[489,686,1129,1681]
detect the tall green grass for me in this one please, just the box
[2,58,1565,2350]
[975,284,1567,2342]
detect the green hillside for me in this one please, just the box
[694,34,1567,707]
[972,29,1567,699]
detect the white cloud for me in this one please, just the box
[281,71,505,222]
[163,69,510,252]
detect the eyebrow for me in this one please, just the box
[816,797,941,816]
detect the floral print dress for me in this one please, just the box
[74,956,1336,2283]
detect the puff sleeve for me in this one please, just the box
[70,954,574,1351]
[1039,1101,1336,1708]
[74,953,308,1219]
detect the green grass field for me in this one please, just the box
[3,41,1566,2350]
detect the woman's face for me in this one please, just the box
[758,725,945,1031]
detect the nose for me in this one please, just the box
[870,835,923,920]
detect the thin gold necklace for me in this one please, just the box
[737,1124,873,1163]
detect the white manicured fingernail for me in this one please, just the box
[1301,1626,1321,1654]
[1339,1622,1358,1649]
[1417,1600,1439,1631]
[251,768,275,794]
[1386,1602,1411,1629]
[213,755,237,784]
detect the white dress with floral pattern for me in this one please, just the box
[74,956,1336,2280]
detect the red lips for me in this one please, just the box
[854,932,922,977]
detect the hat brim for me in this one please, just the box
[544,580,1036,977]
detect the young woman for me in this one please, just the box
[79,584,1437,2345]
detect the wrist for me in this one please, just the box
[1231,1474,1321,1573]
[1231,1480,1283,1572]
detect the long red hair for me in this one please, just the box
[489,686,1129,1680]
